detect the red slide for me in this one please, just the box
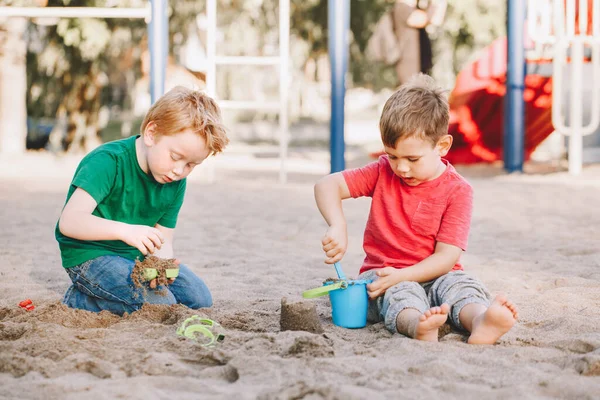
[445,1,594,164]
[445,36,554,164]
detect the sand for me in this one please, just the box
[0,151,599,399]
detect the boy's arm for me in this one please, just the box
[366,241,462,299]
[152,224,175,259]
[314,173,352,264]
[59,188,164,255]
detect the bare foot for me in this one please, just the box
[468,295,518,345]
[414,304,450,342]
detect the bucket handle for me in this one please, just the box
[302,281,347,299]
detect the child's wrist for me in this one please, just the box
[329,220,347,228]
[114,221,129,241]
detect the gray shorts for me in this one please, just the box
[358,270,492,334]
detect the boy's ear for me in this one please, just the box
[436,134,453,157]
[142,122,158,146]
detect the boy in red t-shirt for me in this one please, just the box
[314,74,518,344]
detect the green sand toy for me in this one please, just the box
[143,268,179,281]
[176,316,225,347]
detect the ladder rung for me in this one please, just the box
[218,100,280,111]
[0,6,150,19]
[214,56,280,66]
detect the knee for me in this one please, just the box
[384,281,426,306]
[184,285,212,309]
[388,280,422,294]
[175,265,213,309]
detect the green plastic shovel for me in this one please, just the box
[302,280,348,298]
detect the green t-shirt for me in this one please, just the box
[56,135,186,268]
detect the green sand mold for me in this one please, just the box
[143,268,180,281]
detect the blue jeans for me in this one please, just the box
[62,255,212,316]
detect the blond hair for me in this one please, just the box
[379,73,449,148]
[141,86,229,155]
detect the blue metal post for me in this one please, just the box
[504,0,526,172]
[329,0,350,173]
[149,0,168,103]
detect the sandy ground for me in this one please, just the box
[0,149,599,400]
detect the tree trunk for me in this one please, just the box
[0,17,28,155]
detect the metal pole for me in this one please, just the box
[328,0,349,173]
[206,0,217,98]
[568,37,584,175]
[149,0,168,103]
[279,0,290,184]
[504,0,526,173]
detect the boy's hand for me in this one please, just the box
[367,267,401,299]
[121,224,165,255]
[149,259,179,289]
[321,225,347,264]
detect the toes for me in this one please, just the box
[423,310,432,318]
[440,303,450,313]
[504,301,518,317]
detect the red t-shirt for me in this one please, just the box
[342,156,473,274]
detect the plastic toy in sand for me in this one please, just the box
[302,262,372,329]
[176,315,225,347]
[18,299,35,311]
[130,256,180,288]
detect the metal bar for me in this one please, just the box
[568,37,584,175]
[527,0,538,42]
[215,56,280,66]
[203,0,218,184]
[149,0,167,103]
[578,0,588,35]
[551,38,599,135]
[218,100,280,111]
[206,0,217,98]
[551,39,569,133]
[541,0,552,39]
[594,0,599,37]
[504,0,526,173]
[279,0,290,184]
[553,0,565,38]
[528,0,553,43]
[328,0,349,173]
[583,38,600,135]
[566,0,575,36]
[0,6,150,19]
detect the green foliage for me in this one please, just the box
[21,0,507,127]
[435,0,506,82]
[26,0,147,121]
[290,0,506,89]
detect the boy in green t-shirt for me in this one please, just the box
[56,86,229,315]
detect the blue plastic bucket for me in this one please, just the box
[326,280,370,328]
[303,279,371,329]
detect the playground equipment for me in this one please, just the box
[528,0,600,175]
[331,0,600,175]
[1,1,293,182]
[205,0,290,183]
[0,2,168,104]
[329,0,349,173]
